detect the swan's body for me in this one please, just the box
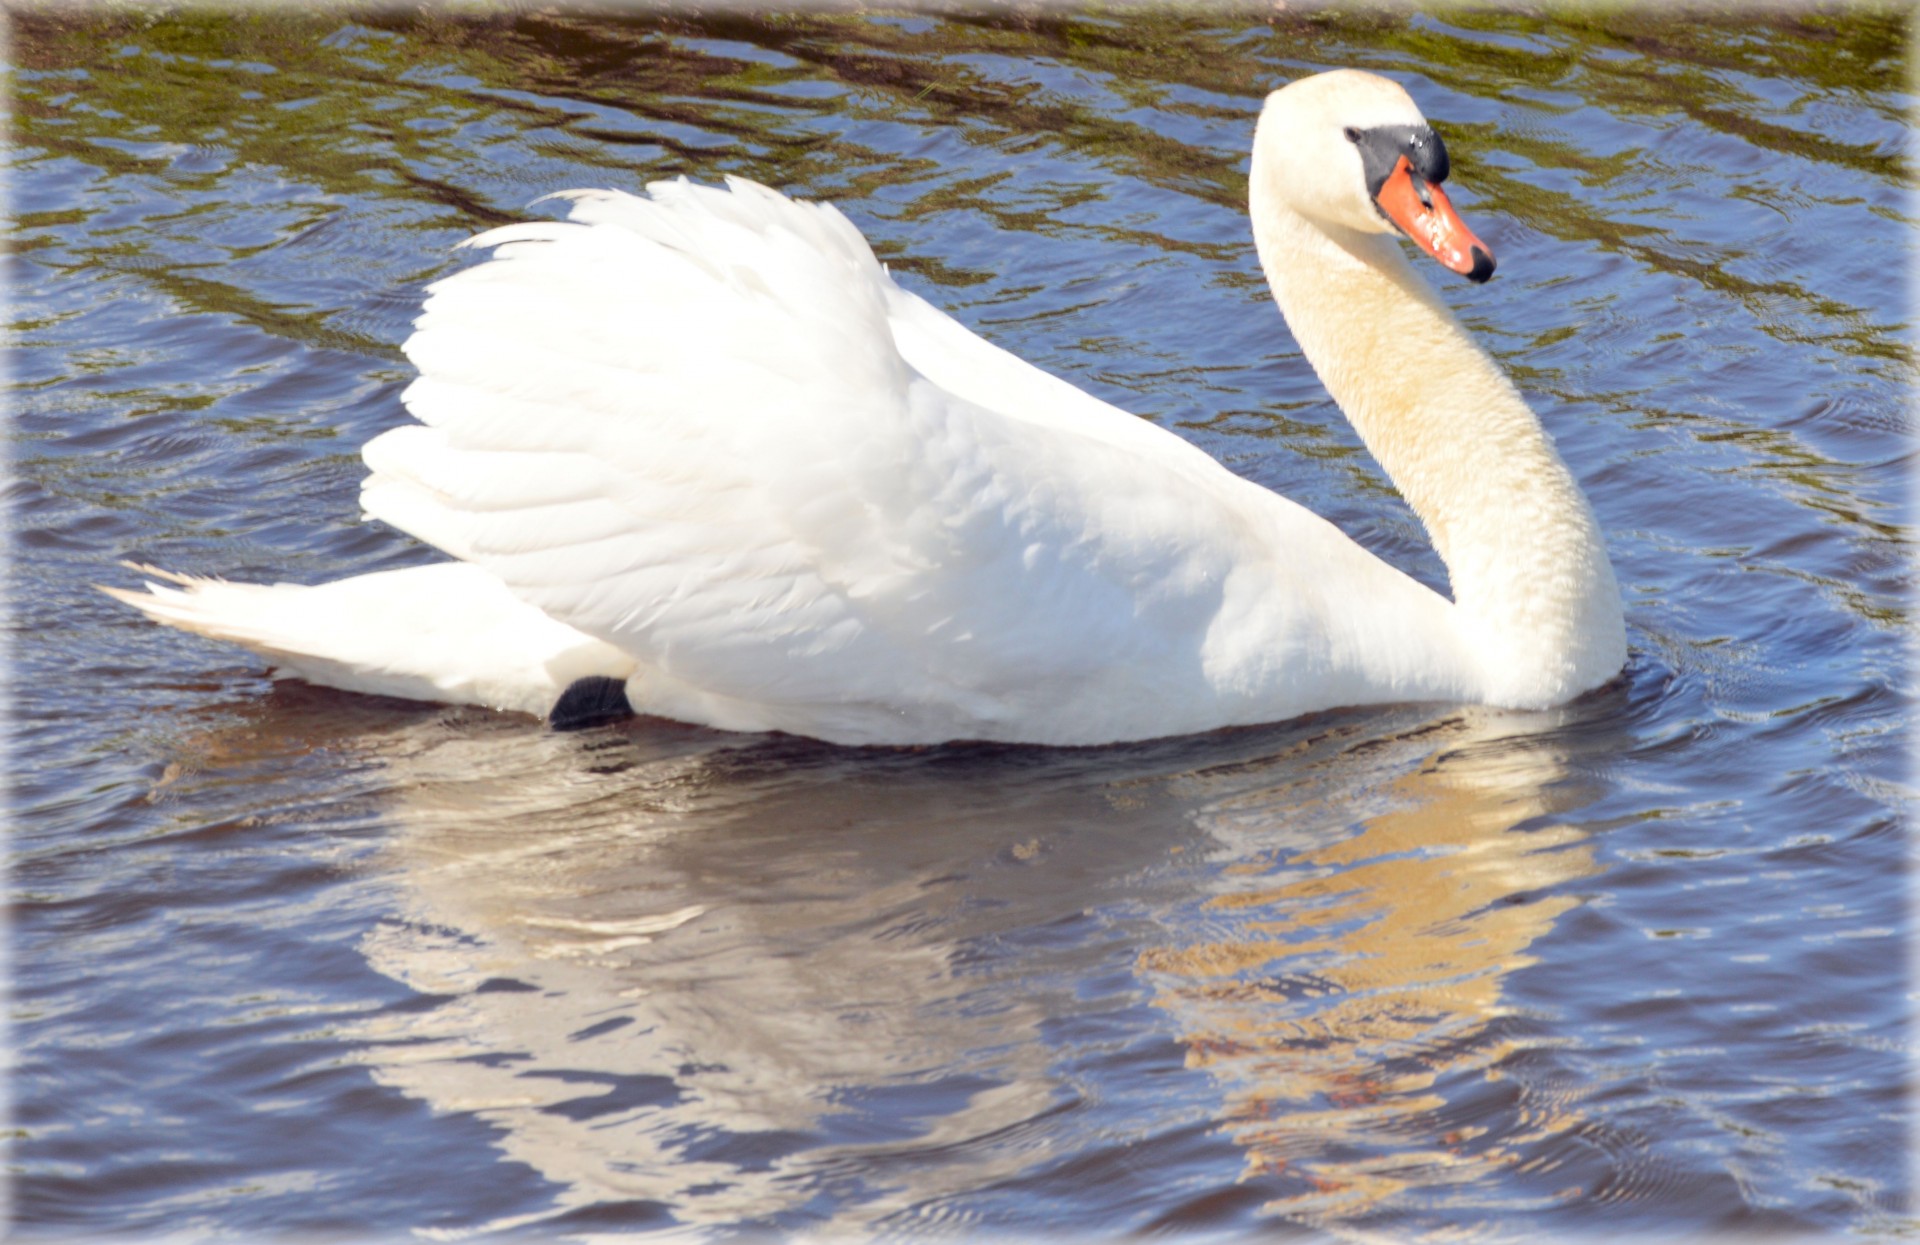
[109,71,1624,747]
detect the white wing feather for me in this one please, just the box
[360,176,1453,744]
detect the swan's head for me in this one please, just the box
[1254,69,1495,283]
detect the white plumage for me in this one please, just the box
[108,71,1624,746]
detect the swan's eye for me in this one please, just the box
[1343,126,1360,143]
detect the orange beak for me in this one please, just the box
[1373,155,1495,283]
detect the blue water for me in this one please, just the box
[11,10,1912,1240]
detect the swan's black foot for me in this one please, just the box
[549,675,634,732]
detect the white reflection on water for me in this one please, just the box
[345,725,1096,1233]
[1149,709,1603,1222]
[284,696,1608,1235]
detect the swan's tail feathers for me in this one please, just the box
[100,563,312,659]
[101,561,636,719]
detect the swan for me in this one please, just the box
[107,69,1625,747]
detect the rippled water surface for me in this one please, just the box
[12,9,1913,1240]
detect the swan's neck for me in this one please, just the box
[1249,179,1625,705]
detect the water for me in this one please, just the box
[11,9,1912,1240]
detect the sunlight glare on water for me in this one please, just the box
[11,9,1911,1241]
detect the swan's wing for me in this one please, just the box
[881,271,1214,465]
[360,177,1360,741]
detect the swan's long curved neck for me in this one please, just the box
[1250,164,1625,706]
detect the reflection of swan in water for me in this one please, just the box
[177,691,1611,1235]
[1142,704,1604,1227]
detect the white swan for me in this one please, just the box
[108,70,1625,747]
